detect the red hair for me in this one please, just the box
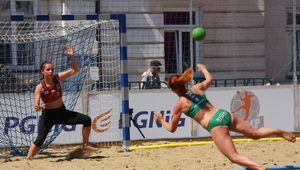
[168,68,193,96]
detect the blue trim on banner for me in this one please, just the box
[120,74,128,88]
[11,15,23,21]
[36,15,49,21]
[86,15,98,20]
[110,14,126,33]
[120,47,128,60]
[6,14,128,22]
[62,15,74,20]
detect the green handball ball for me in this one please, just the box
[192,27,206,41]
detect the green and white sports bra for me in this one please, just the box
[184,88,210,118]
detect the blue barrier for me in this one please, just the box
[236,165,300,170]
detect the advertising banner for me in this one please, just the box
[0,85,295,146]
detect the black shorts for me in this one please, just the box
[33,105,91,147]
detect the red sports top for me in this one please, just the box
[40,74,62,103]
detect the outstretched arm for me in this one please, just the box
[58,45,79,81]
[154,102,182,133]
[194,64,213,91]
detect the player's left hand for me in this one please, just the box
[64,44,75,57]
[154,112,163,123]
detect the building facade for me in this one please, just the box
[0,0,299,85]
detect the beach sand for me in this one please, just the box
[0,138,299,170]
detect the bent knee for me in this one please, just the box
[83,116,92,127]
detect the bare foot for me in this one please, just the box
[277,130,296,143]
[257,165,267,170]
[250,165,267,170]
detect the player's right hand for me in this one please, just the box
[197,64,207,72]
[34,104,45,111]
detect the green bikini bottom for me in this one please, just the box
[207,109,232,132]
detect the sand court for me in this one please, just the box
[1,138,299,170]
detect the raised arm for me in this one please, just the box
[154,100,182,133]
[58,45,79,81]
[194,64,213,91]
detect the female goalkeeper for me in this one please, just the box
[27,45,93,159]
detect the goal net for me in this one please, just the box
[0,20,122,156]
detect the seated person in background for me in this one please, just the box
[141,60,162,89]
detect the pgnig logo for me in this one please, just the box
[230,90,264,128]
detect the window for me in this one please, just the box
[164,11,195,25]
[0,21,11,65]
[182,32,191,71]
[164,32,177,73]
[17,43,34,65]
[95,1,100,14]
[0,41,11,65]
[287,13,300,25]
[287,12,300,74]
[164,11,197,74]
[16,22,34,65]
[164,31,196,74]
[0,0,10,16]
[16,1,33,15]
